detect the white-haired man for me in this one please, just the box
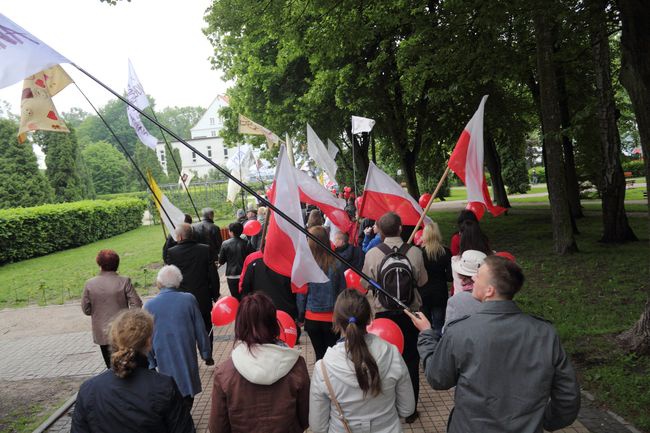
[145,265,213,411]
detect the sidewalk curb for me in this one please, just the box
[580,390,642,433]
[32,392,76,433]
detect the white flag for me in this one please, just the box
[327,138,339,160]
[351,115,376,135]
[0,14,70,89]
[307,124,337,182]
[127,59,150,110]
[226,145,255,202]
[178,168,194,189]
[127,106,159,149]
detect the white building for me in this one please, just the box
[156,95,232,178]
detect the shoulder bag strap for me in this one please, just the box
[320,361,353,433]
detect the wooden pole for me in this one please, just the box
[407,166,451,244]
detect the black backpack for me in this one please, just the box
[376,243,415,309]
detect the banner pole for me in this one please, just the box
[407,166,451,244]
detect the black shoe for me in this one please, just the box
[405,411,419,424]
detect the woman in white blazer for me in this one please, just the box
[309,289,415,433]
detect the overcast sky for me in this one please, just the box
[0,0,230,115]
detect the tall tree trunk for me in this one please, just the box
[399,149,420,199]
[617,0,650,229]
[534,10,578,254]
[484,132,511,208]
[617,298,650,355]
[556,66,584,218]
[589,0,638,242]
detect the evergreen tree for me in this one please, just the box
[37,129,86,203]
[82,141,135,194]
[133,142,168,188]
[0,119,53,208]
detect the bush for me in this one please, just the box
[528,166,546,184]
[621,160,646,178]
[0,198,146,264]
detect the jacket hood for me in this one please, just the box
[322,333,398,382]
[231,342,300,385]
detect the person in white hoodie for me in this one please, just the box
[310,289,415,433]
[208,293,310,433]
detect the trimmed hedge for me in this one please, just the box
[0,198,146,264]
[621,159,646,178]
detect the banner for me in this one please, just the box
[147,171,186,241]
[307,123,337,182]
[126,61,158,150]
[351,115,376,135]
[238,114,282,147]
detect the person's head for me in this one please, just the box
[246,209,257,220]
[234,293,280,348]
[472,255,525,301]
[377,212,401,238]
[183,213,193,224]
[109,309,154,378]
[457,209,478,230]
[459,220,491,255]
[156,265,183,289]
[333,289,381,396]
[452,250,487,291]
[175,223,193,242]
[257,206,268,219]
[236,209,246,220]
[421,222,445,260]
[307,225,337,273]
[306,209,324,228]
[333,231,350,249]
[229,222,243,238]
[202,207,214,221]
[96,249,119,272]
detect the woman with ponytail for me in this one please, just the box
[72,310,194,433]
[309,289,415,433]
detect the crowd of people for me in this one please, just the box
[74,204,580,433]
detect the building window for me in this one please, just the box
[192,151,196,163]
[207,146,212,158]
[159,150,165,162]
[210,130,216,137]
[210,117,215,125]
[223,148,228,157]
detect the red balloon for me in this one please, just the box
[413,229,424,246]
[367,318,404,354]
[243,219,262,236]
[343,191,350,199]
[465,202,485,221]
[211,296,239,326]
[344,186,352,193]
[344,269,366,294]
[418,193,432,209]
[277,310,298,348]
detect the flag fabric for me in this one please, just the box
[126,61,158,150]
[263,146,329,290]
[295,168,351,232]
[307,124,337,182]
[238,114,282,148]
[226,144,255,202]
[351,115,376,135]
[360,162,432,226]
[327,138,339,160]
[447,95,506,219]
[17,65,72,143]
[0,14,70,89]
[178,168,194,190]
[147,171,186,241]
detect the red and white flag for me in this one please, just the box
[263,146,329,291]
[359,162,431,226]
[448,95,506,219]
[295,168,351,233]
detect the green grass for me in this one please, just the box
[0,225,166,308]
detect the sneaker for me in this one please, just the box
[405,411,419,424]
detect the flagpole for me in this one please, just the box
[72,64,410,311]
[351,133,358,197]
[149,108,201,221]
[72,82,176,231]
[406,166,451,244]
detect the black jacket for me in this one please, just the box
[335,244,364,272]
[165,240,219,315]
[71,355,195,433]
[218,237,251,277]
[419,246,452,307]
[241,257,298,319]
[192,218,222,261]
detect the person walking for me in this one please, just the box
[82,249,142,368]
[218,222,251,300]
[310,289,415,433]
[418,222,452,335]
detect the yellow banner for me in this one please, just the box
[238,114,282,148]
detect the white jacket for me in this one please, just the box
[309,333,415,433]
[231,342,300,385]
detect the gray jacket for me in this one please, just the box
[418,300,580,433]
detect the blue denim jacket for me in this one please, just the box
[297,264,346,319]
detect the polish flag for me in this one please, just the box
[295,168,351,232]
[263,146,329,291]
[359,162,431,226]
[448,95,506,220]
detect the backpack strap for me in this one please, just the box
[320,361,353,433]
[397,242,411,255]
[376,242,393,255]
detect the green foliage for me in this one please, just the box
[0,198,146,264]
[61,108,91,130]
[621,159,646,177]
[528,166,546,183]
[134,142,168,187]
[156,106,206,140]
[82,141,136,194]
[0,119,53,209]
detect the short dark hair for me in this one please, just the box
[235,293,280,347]
[229,222,243,237]
[183,214,193,224]
[377,212,401,237]
[483,255,524,299]
[96,249,120,271]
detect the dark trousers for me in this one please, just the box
[99,344,111,369]
[305,319,339,360]
[431,306,446,337]
[182,395,194,412]
[227,278,241,301]
[375,311,420,412]
[200,310,214,358]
